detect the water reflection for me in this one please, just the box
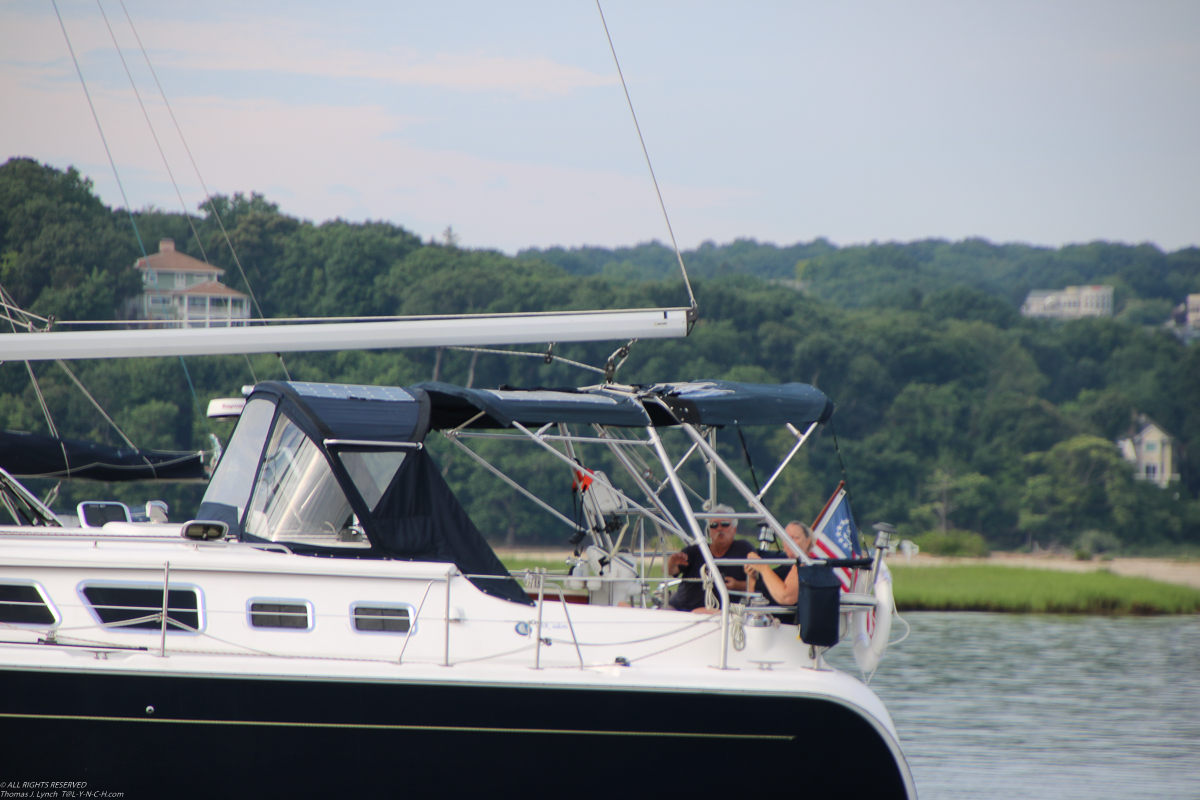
[825,612,1200,800]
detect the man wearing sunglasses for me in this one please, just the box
[666,504,754,612]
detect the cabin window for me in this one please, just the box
[336,450,407,511]
[201,398,277,528]
[0,583,57,626]
[1146,442,1157,452]
[81,584,202,633]
[352,604,411,633]
[249,600,311,630]
[244,416,368,548]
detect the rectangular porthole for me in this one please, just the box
[0,583,56,625]
[249,601,311,630]
[81,585,201,633]
[352,605,411,633]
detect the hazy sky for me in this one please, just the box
[3,1,1198,253]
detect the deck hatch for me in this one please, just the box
[0,583,56,625]
[352,605,411,633]
[81,585,201,632]
[249,601,311,630]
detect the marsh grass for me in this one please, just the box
[891,565,1200,615]
[498,557,1200,615]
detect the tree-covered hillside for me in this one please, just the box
[520,237,1200,321]
[3,159,1198,552]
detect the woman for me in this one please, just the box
[744,521,814,607]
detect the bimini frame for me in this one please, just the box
[442,402,820,669]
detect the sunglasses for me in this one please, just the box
[708,521,732,529]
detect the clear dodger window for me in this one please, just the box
[202,397,277,528]
[244,415,368,547]
[335,449,407,511]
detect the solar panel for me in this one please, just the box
[286,382,413,403]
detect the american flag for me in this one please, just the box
[811,482,863,591]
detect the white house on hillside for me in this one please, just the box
[1021,285,1114,319]
[1116,415,1180,489]
[128,239,251,328]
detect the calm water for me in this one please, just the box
[824,612,1200,800]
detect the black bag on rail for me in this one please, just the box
[795,565,841,647]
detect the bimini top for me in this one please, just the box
[418,382,652,429]
[644,380,834,428]
[417,379,834,431]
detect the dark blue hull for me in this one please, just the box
[0,668,911,798]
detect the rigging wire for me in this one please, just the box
[53,360,139,451]
[23,365,59,443]
[446,346,606,377]
[0,283,71,474]
[1,285,164,471]
[829,418,856,512]
[52,0,201,433]
[276,354,292,381]
[117,0,269,326]
[22,361,72,478]
[95,0,208,264]
[735,425,762,495]
[118,0,283,387]
[594,0,697,314]
[51,0,147,259]
[0,301,50,329]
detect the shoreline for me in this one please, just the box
[495,549,1200,615]
[894,552,1200,590]
[496,548,1200,590]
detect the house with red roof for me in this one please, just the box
[129,239,251,327]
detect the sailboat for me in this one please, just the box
[0,340,913,797]
[0,8,914,798]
